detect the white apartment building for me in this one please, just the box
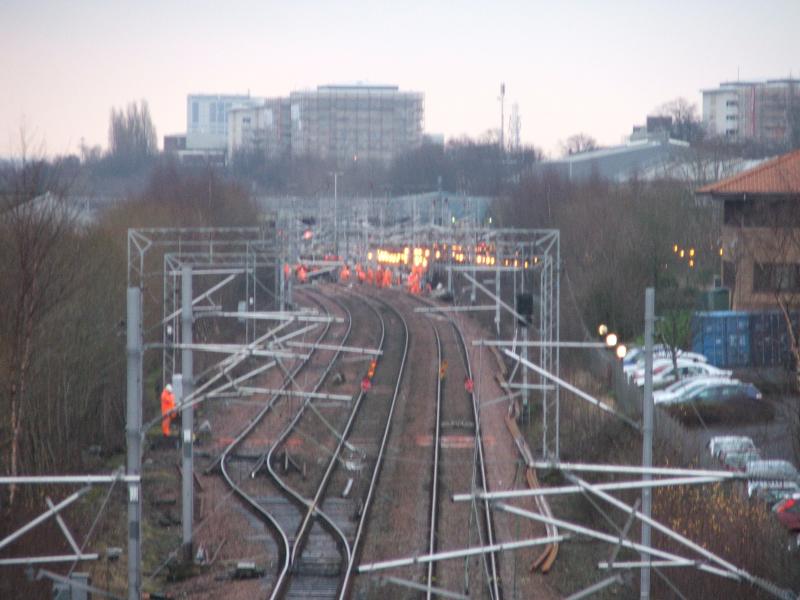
[227,98,290,161]
[186,93,260,151]
[703,79,800,146]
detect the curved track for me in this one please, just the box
[219,285,411,600]
[219,289,349,598]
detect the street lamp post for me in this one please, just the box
[330,171,342,257]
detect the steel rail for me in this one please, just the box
[337,292,410,600]
[284,290,388,594]
[263,289,356,596]
[219,289,339,600]
[426,325,443,599]
[450,318,502,600]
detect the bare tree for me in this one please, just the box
[654,97,704,143]
[107,99,157,169]
[0,138,79,505]
[560,133,598,157]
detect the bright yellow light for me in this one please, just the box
[689,248,695,257]
[679,250,685,258]
[605,333,618,347]
[404,247,410,256]
[719,247,724,257]
[424,249,430,258]
[367,252,373,260]
[616,344,628,359]
[524,260,529,269]
[422,258,428,268]
[435,250,441,259]
[673,244,678,253]
[598,324,608,337]
[689,259,695,268]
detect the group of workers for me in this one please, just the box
[284,259,437,297]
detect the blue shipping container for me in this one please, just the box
[724,312,750,367]
[692,312,729,367]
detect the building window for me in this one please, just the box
[753,263,800,293]
[725,100,738,107]
[210,102,217,123]
[192,102,199,124]
[726,115,737,121]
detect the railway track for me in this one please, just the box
[424,305,501,600]
[218,285,411,600]
[219,288,352,598]
[335,289,410,599]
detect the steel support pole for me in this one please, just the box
[126,287,142,600]
[494,270,500,335]
[641,287,655,600]
[181,266,194,563]
[522,326,529,425]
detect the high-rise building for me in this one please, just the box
[702,79,800,146]
[289,84,424,165]
[186,93,260,151]
[227,98,291,161]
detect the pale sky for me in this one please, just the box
[2,0,799,158]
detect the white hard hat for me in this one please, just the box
[165,384,173,392]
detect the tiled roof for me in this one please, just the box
[697,149,800,196]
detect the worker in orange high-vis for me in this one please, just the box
[161,384,175,437]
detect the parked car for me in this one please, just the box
[707,435,757,458]
[746,459,799,482]
[627,358,677,383]
[635,360,732,388]
[624,348,706,377]
[654,376,737,404]
[749,481,800,506]
[660,380,771,425]
[773,494,800,531]
[721,449,762,471]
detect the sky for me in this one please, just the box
[1,0,799,158]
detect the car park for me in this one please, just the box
[660,380,771,425]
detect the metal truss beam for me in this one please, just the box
[451,475,727,502]
[527,461,741,479]
[357,535,568,573]
[211,387,352,402]
[0,554,99,566]
[564,575,623,600]
[414,305,497,313]
[0,487,90,552]
[285,341,382,355]
[503,349,639,430]
[476,340,609,349]
[493,503,736,580]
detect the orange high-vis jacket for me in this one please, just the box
[161,388,175,436]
